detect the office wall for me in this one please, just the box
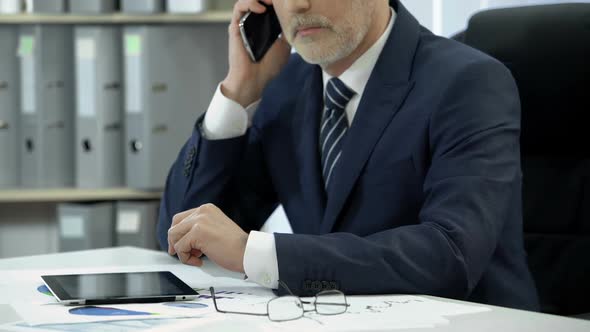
[400,0,590,37]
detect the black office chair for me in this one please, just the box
[454,3,590,316]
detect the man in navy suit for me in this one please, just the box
[159,0,539,310]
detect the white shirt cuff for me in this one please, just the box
[243,231,279,289]
[202,84,260,140]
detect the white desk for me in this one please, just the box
[0,247,588,332]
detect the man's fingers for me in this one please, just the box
[174,222,207,265]
[168,216,198,255]
[232,0,266,26]
[169,204,220,255]
[231,0,274,30]
[175,245,189,264]
[237,0,268,14]
[174,233,196,264]
[171,208,199,228]
[185,255,204,267]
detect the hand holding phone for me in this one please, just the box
[222,0,291,108]
[239,3,282,62]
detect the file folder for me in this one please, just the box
[74,26,124,188]
[122,25,228,189]
[25,0,66,13]
[70,0,116,13]
[0,26,19,188]
[18,25,75,188]
[116,201,160,249]
[166,0,209,13]
[0,0,21,13]
[57,202,116,252]
[121,0,163,13]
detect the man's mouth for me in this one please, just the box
[295,26,325,38]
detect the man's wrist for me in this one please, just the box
[202,84,250,140]
[238,232,249,274]
[243,231,279,289]
[220,79,261,108]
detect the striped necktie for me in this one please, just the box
[320,77,356,190]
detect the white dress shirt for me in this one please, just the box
[202,8,396,289]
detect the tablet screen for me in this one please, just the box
[42,271,198,301]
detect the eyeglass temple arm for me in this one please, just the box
[301,300,350,307]
[282,281,350,308]
[209,286,268,317]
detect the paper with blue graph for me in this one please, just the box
[1,263,490,331]
[1,264,262,318]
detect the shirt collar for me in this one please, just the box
[323,7,397,97]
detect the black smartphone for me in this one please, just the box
[239,3,282,63]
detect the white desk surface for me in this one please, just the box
[0,247,588,332]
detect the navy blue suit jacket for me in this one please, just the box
[158,0,539,311]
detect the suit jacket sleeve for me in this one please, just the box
[157,117,279,251]
[274,59,523,299]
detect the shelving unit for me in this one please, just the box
[0,188,162,203]
[0,8,234,258]
[0,11,232,24]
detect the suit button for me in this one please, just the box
[187,146,196,158]
[311,281,322,292]
[262,272,272,287]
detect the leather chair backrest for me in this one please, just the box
[456,3,590,315]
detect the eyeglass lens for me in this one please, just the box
[316,290,348,315]
[268,296,304,322]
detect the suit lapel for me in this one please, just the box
[295,65,326,233]
[320,0,421,234]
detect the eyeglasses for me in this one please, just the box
[210,280,349,322]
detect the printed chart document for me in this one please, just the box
[2,263,491,331]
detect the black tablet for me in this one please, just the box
[41,271,199,305]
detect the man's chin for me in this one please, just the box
[296,52,328,65]
[295,48,343,66]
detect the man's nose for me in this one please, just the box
[283,0,311,13]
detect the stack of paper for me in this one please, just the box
[0,263,263,331]
[0,264,490,331]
